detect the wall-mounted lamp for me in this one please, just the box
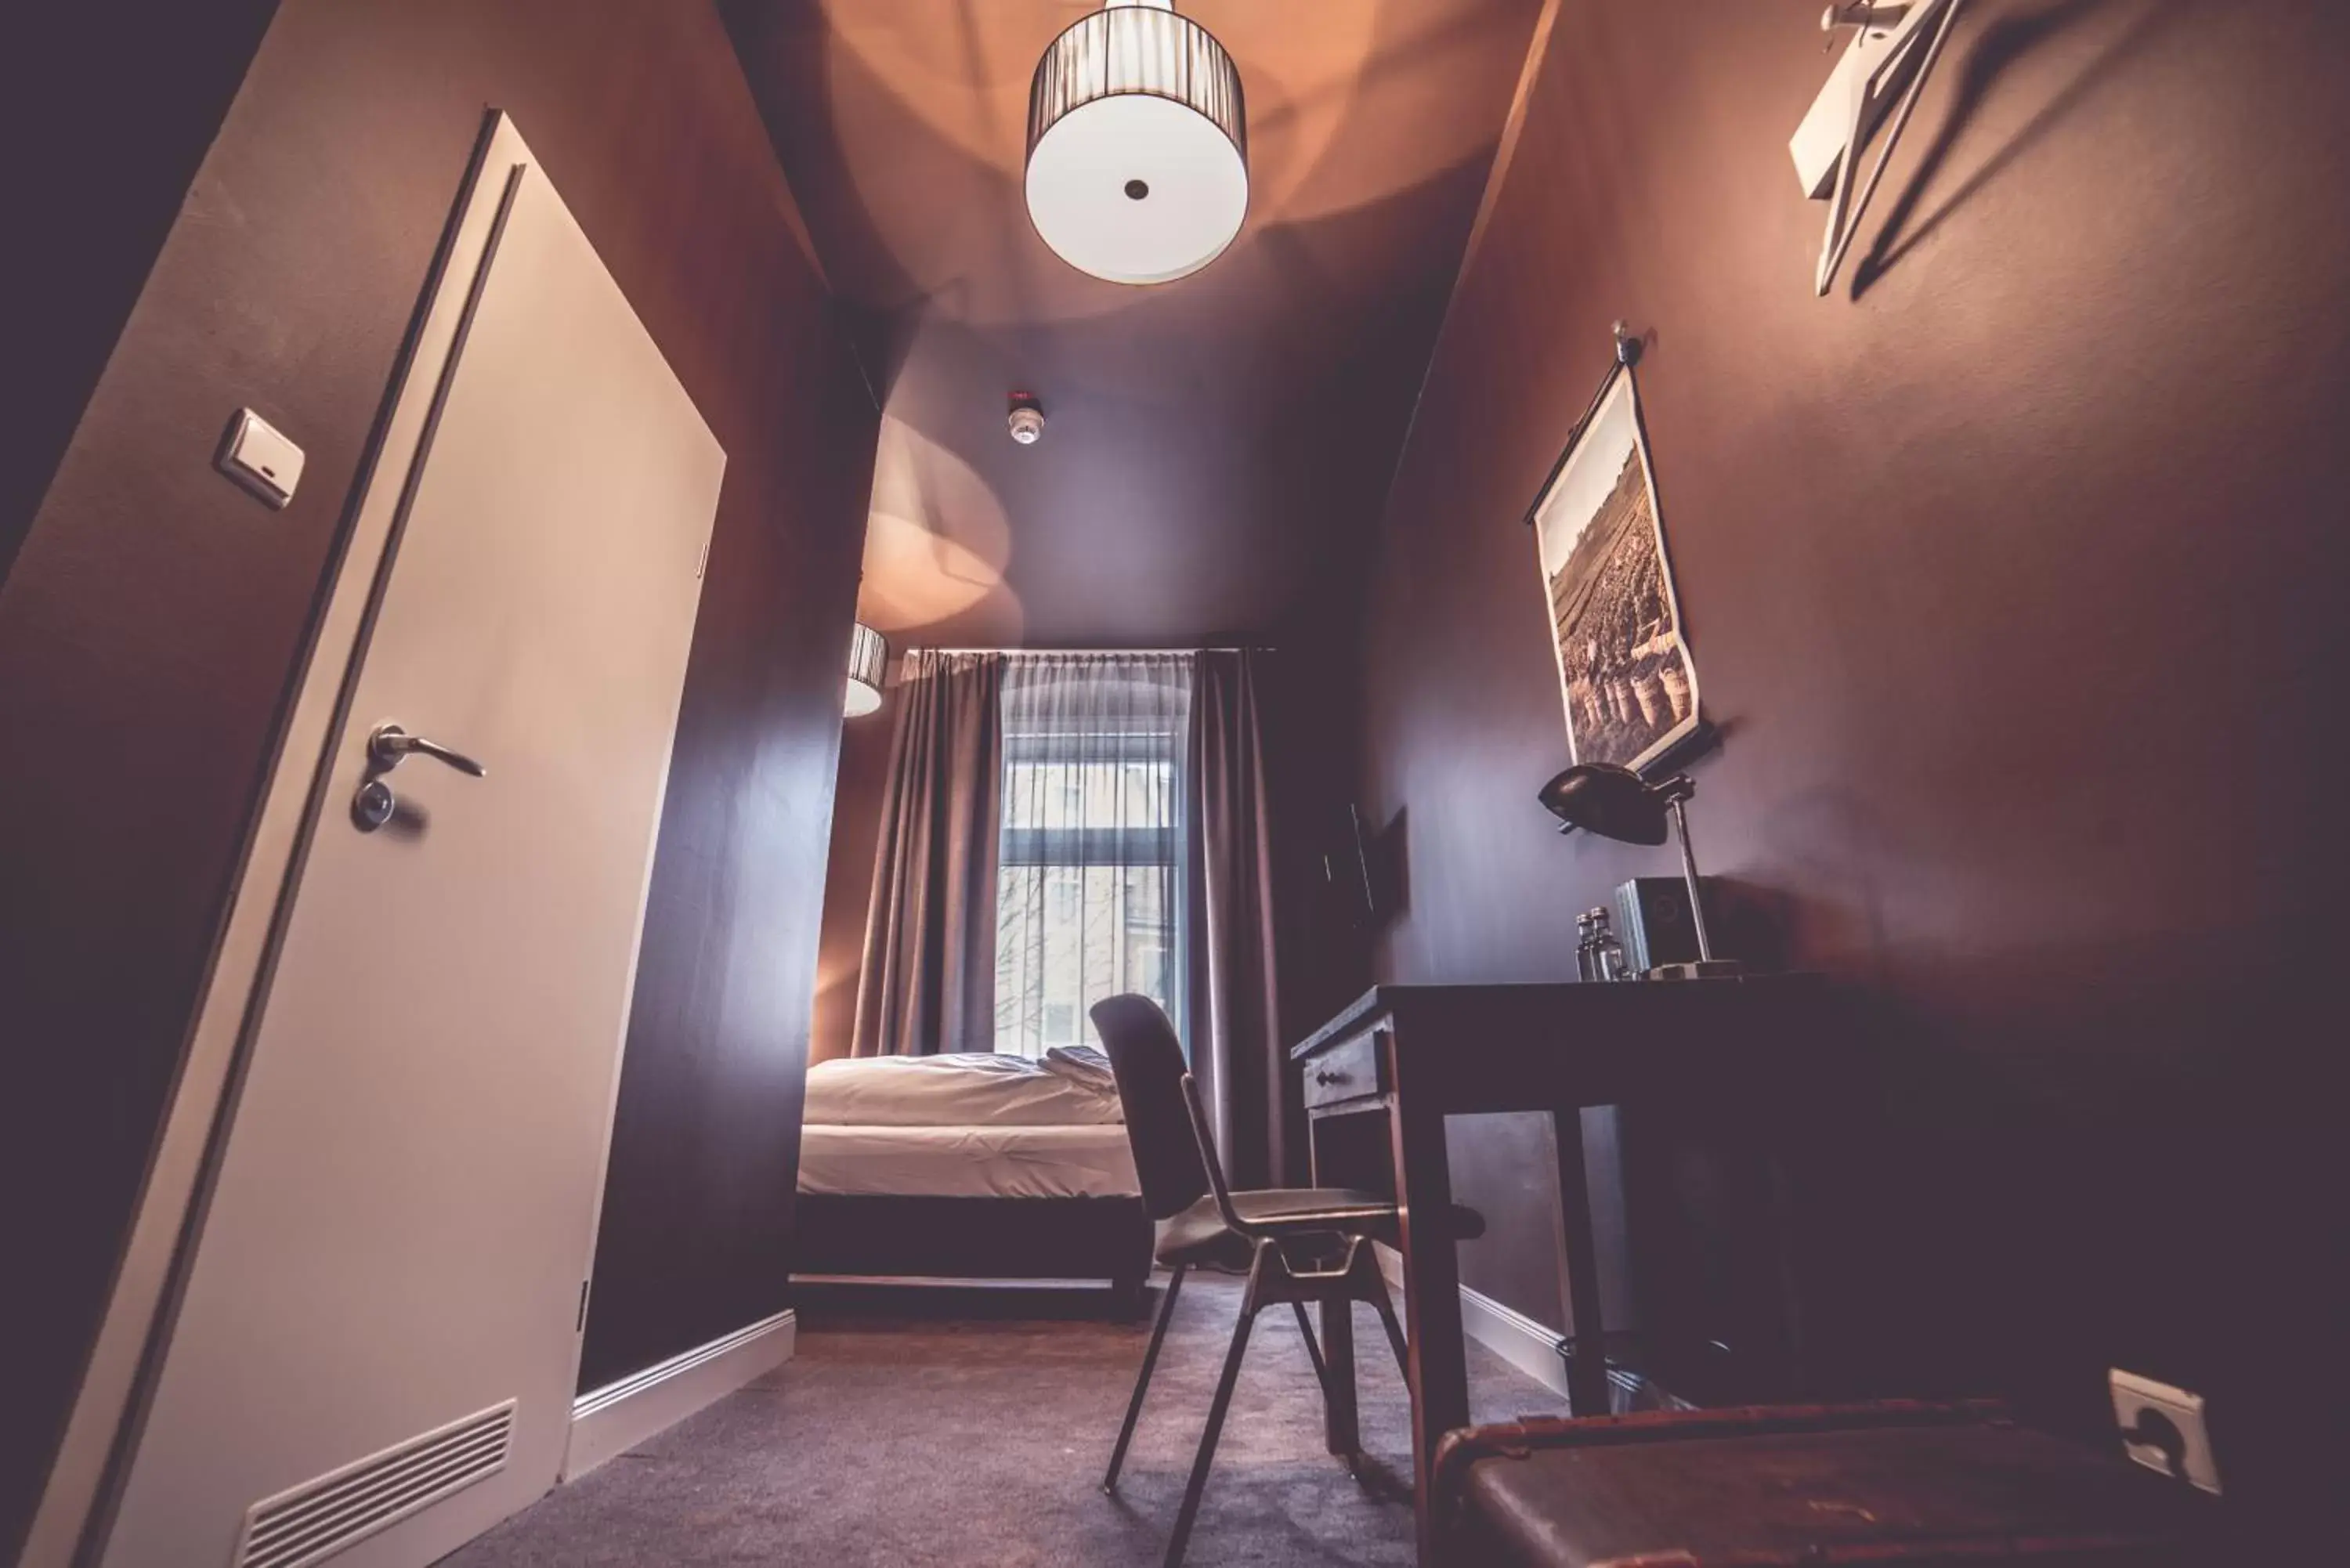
[844,622,888,717]
[1538,763,1743,979]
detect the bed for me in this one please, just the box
[793,1050,1152,1303]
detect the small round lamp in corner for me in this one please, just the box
[844,622,888,718]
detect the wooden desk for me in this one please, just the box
[1292,976,1828,1564]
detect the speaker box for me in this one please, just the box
[1613,876,1711,972]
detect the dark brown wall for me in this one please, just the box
[1354,0,2347,1514]
[0,0,875,1544]
[0,0,282,580]
[811,708,894,1064]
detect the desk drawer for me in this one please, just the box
[1303,1030,1384,1109]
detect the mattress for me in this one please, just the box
[804,1052,1122,1127]
[797,1123,1140,1200]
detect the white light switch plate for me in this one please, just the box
[2110,1368,2221,1495]
[218,408,305,508]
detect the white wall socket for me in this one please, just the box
[2110,1368,2221,1495]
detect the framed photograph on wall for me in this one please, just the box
[1526,363,1701,775]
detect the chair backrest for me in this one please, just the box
[1090,994,1211,1222]
[1177,1068,1249,1236]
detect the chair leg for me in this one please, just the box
[1104,1265,1188,1493]
[1163,1247,1266,1568]
[1318,1294,1362,1467]
[1364,1256,1410,1379]
[1289,1299,1329,1389]
[1290,1296,1366,1468]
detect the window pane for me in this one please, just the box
[993,861,1173,1055]
[1003,760,1176,833]
[992,656,1191,1057]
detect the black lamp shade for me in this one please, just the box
[1538,763,1671,845]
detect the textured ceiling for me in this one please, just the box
[725,0,1542,647]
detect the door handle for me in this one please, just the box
[354,724,486,830]
[367,724,487,778]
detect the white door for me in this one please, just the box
[100,121,725,1568]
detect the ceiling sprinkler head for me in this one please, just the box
[1007,392,1046,446]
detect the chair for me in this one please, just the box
[1090,993,1484,1568]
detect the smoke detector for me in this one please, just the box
[1007,392,1046,446]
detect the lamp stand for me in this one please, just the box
[1649,795,1746,981]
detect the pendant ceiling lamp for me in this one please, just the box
[1025,0,1247,285]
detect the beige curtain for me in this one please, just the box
[1184,649,1284,1188]
[851,651,1006,1057]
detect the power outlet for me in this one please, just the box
[2110,1369,2221,1495]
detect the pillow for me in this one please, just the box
[1042,1044,1116,1094]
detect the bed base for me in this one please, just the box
[793,1194,1153,1311]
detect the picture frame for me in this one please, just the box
[1524,362,1701,775]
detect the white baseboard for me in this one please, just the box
[1373,1245,1677,1411]
[1375,1245,1572,1403]
[564,1309,795,1480]
[1459,1280,1578,1403]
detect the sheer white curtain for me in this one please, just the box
[993,653,1193,1057]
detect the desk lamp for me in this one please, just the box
[1538,763,1743,979]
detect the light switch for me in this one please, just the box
[218,408,306,509]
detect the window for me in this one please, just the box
[993,656,1191,1057]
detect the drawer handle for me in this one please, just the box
[1314,1068,1344,1086]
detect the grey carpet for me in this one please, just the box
[441,1274,1564,1566]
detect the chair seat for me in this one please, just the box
[1156,1188,1486,1269]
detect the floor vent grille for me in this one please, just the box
[233,1399,515,1568]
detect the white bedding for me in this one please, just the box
[804,1051,1121,1127]
[797,1124,1140,1200]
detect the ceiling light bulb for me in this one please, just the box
[1025,0,1248,286]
